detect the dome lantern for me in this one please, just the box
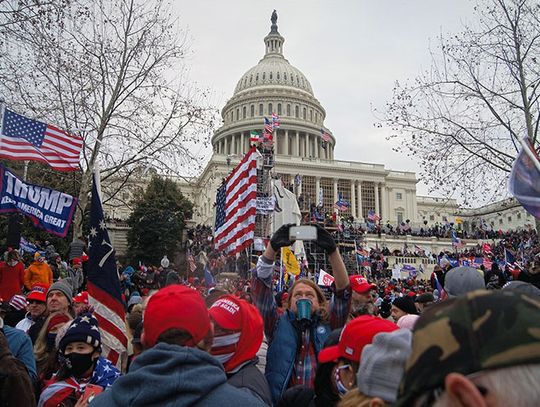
[264,10,285,58]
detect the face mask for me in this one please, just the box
[47,333,57,349]
[63,352,96,377]
[210,332,241,365]
[334,365,351,396]
[8,260,18,267]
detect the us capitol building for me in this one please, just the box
[103,13,535,253]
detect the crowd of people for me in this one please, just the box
[1,223,539,406]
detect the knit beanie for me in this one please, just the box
[48,280,73,305]
[392,297,418,315]
[59,313,101,353]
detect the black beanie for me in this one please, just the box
[393,297,418,315]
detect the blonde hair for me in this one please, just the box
[338,389,390,407]
[288,278,330,322]
[34,312,72,363]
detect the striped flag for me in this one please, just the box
[250,131,261,142]
[0,107,82,171]
[87,172,127,367]
[263,117,273,140]
[508,137,540,219]
[320,128,331,142]
[187,253,197,273]
[272,113,280,128]
[214,147,258,255]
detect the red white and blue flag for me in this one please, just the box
[0,107,82,171]
[214,147,258,254]
[272,113,280,128]
[263,117,273,140]
[320,128,331,142]
[508,138,540,219]
[87,172,127,367]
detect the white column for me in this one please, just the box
[224,137,228,155]
[375,183,380,216]
[333,179,338,210]
[380,183,387,221]
[231,134,236,155]
[350,180,356,219]
[240,132,245,154]
[314,134,319,159]
[295,131,300,156]
[315,177,321,205]
[304,133,309,157]
[357,181,363,219]
[284,130,289,155]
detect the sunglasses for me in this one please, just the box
[28,300,44,305]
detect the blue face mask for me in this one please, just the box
[47,332,57,349]
[334,364,351,396]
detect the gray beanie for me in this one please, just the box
[47,280,73,305]
[357,329,412,403]
[444,266,485,297]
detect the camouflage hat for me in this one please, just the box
[396,290,540,406]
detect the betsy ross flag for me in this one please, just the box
[508,137,540,219]
[87,172,127,367]
[0,107,82,171]
[214,147,258,254]
[250,131,262,143]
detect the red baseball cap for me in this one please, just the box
[143,285,211,348]
[26,283,49,303]
[72,258,82,266]
[349,275,377,294]
[318,316,398,363]
[209,296,243,331]
[73,291,89,304]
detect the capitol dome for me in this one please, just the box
[212,11,335,161]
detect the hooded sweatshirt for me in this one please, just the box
[23,261,53,290]
[92,342,267,407]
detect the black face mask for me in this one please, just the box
[63,352,96,377]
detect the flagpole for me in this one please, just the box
[279,247,284,291]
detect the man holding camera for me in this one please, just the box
[251,224,351,404]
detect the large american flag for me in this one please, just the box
[0,108,82,171]
[214,147,258,254]
[87,172,127,367]
[320,128,331,142]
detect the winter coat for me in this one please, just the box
[227,359,272,405]
[92,342,267,407]
[23,262,53,291]
[0,261,24,300]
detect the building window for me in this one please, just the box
[259,104,263,116]
[499,219,503,225]
[429,215,434,221]
[263,72,266,80]
[277,103,282,115]
[287,104,291,116]
[310,110,313,121]
[396,192,402,200]
[256,73,259,81]
[284,73,287,80]
[361,182,376,220]
[295,105,299,118]
[269,72,273,80]
[268,103,273,115]
[249,75,253,84]
[236,109,239,121]
[303,107,306,120]
[517,213,522,220]
[508,216,512,222]
[250,105,254,117]
[242,106,246,119]
[397,212,404,224]
[122,192,130,200]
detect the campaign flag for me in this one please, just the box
[320,128,331,142]
[0,107,82,171]
[282,247,300,276]
[318,269,334,286]
[508,137,540,219]
[451,229,464,249]
[402,264,417,278]
[87,172,127,367]
[250,131,261,142]
[214,147,258,254]
[271,113,280,128]
[0,165,77,237]
[204,265,216,287]
[19,236,38,254]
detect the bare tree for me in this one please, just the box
[0,0,215,236]
[385,0,540,207]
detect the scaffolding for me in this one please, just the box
[254,143,275,241]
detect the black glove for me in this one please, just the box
[270,223,295,251]
[315,224,337,254]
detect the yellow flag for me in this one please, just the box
[282,247,300,276]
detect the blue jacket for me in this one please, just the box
[265,310,330,404]
[3,325,37,382]
[92,342,267,407]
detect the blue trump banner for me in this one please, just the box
[0,165,77,237]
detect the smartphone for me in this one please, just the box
[289,225,317,241]
[81,384,103,404]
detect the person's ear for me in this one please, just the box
[444,373,488,407]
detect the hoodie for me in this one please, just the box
[23,261,53,290]
[92,342,266,407]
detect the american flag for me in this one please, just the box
[508,137,540,219]
[0,107,82,171]
[272,113,280,128]
[87,172,127,367]
[320,128,331,142]
[187,253,197,273]
[214,147,258,255]
[367,209,380,222]
[263,117,273,140]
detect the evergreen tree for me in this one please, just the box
[127,176,193,264]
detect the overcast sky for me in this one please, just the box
[173,0,476,198]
